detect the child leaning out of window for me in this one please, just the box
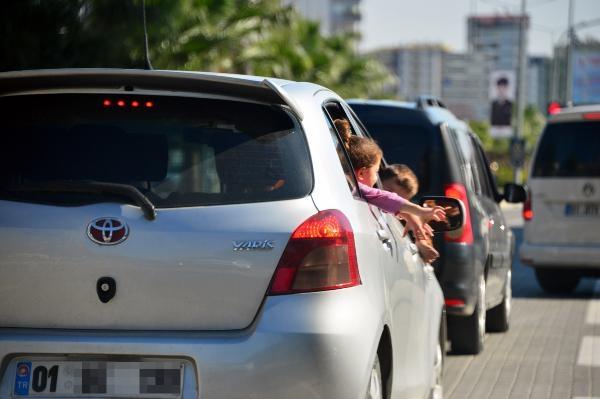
[333,119,445,240]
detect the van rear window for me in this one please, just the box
[0,94,312,207]
[532,121,600,177]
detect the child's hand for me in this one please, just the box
[416,239,439,264]
[401,213,434,240]
[419,205,446,223]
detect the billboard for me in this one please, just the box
[489,70,516,139]
[572,48,600,104]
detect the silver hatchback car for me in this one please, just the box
[0,69,449,399]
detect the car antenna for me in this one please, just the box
[142,0,153,70]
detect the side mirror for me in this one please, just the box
[504,183,526,203]
[420,196,465,232]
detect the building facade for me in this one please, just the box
[283,0,361,36]
[527,56,551,113]
[442,52,492,121]
[467,15,529,72]
[371,45,446,100]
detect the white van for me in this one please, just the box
[521,105,600,294]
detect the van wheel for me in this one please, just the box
[448,274,485,355]
[365,354,383,399]
[487,269,511,332]
[535,268,580,294]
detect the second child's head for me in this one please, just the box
[334,119,383,187]
[380,164,419,200]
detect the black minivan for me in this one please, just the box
[349,98,525,354]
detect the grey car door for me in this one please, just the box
[471,136,510,302]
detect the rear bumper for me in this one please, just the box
[520,242,600,268]
[0,288,380,399]
[435,243,479,316]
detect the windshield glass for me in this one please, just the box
[0,94,312,207]
[532,120,600,178]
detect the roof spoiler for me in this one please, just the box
[0,69,303,121]
[262,78,303,121]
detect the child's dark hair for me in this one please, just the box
[333,119,382,170]
[381,164,419,198]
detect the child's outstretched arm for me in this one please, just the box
[397,201,446,223]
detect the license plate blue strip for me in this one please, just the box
[14,362,32,396]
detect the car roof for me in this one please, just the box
[0,68,325,121]
[347,98,469,131]
[549,104,600,123]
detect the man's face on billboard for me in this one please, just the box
[496,80,509,100]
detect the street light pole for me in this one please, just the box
[515,0,527,184]
[565,0,575,104]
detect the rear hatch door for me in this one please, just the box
[528,119,600,245]
[0,91,315,330]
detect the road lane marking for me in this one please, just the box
[579,282,600,367]
[585,280,600,325]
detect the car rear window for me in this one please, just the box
[0,94,312,207]
[349,105,443,196]
[532,120,600,177]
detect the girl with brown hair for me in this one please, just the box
[333,119,445,238]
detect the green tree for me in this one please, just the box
[2,1,392,99]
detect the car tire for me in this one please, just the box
[430,310,446,399]
[486,269,511,332]
[365,354,383,399]
[535,268,580,294]
[448,274,486,355]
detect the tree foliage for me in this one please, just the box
[469,105,546,186]
[0,0,393,98]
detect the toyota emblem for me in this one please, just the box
[583,183,595,198]
[87,217,129,245]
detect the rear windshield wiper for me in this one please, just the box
[4,180,156,221]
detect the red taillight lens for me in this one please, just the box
[444,183,474,244]
[583,112,600,120]
[445,298,465,307]
[523,195,533,221]
[268,209,360,295]
[547,101,561,115]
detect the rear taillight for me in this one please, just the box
[445,298,465,307]
[268,209,360,295]
[444,183,474,244]
[523,194,533,221]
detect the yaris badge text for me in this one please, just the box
[87,218,129,245]
[233,240,275,251]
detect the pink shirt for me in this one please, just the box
[358,182,408,214]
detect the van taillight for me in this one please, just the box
[583,112,600,120]
[523,195,533,221]
[268,210,360,295]
[444,183,474,244]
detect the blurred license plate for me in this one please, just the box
[14,360,183,398]
[565,203,600,217]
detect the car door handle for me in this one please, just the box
[423,265,435,280]
[377,229,391,243]
[408,242,419,256]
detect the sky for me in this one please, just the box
[360,0,600,56]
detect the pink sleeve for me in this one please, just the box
[358,183,408,214]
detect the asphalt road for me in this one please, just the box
[443,204,600,399]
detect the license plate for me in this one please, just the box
[13,359,183,398]
[565,203,600,217]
